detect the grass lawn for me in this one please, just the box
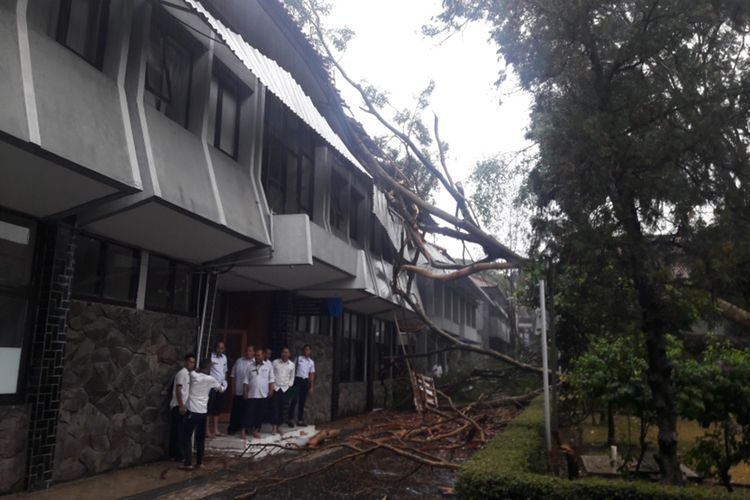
[581,415,750,485]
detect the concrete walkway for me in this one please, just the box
[7,424,318,500]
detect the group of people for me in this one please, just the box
[168,341,316,469]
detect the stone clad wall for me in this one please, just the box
[53,301,197,483]
[287,332,332,424]
[337,382,367,417]
[0,404,31,494]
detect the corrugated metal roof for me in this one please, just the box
[184,0,370,178]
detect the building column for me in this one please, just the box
[24,222,75,490]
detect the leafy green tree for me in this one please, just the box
[569,335,650,447]
[435,0,750,482]
[674,343,750,491]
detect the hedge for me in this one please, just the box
[456,396,736,499]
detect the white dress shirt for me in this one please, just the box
[273,359,296,392]
[230,357,254,396]
[243,360,275,399]
[170,367,190,409]
[187,371,222,414]
[210,352,228,390]
[295,356,316,379]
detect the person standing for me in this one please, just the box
[263,348,272,362]
[271,347,295,435]
[169,353,195,461]
[288,344,315,427]
[181,358,224,470]
[227,345,254,436]
[243,348,274,438]
[207,341,228,438]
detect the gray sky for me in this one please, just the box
[323,0,532,256]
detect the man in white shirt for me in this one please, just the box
[181,358,224,469]
[227,345,254,436]
[169,353,195,462]
[288,344,316,427]
[271,347,295,435]
[243,348,275,438]
[207,341,228,438]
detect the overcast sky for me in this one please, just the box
[323,0,532,256]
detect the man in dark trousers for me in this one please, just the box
[288,344,315,427]
[243,347,274,438]
[228,345,254,438]
[271,347,295,435]
[169,353,195,461]
[180,358,224,470]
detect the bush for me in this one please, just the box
[456,396,735,499]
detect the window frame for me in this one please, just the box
[0,211,38,402]
[261,93,316,218]
[55,0,110,69]
[144,10,195,129]
[144,253,197,316]
[71,232,141,308]
[210,62,251,160]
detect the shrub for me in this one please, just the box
[456,396,736,499]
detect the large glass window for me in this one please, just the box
[56,0,110,68]
[0,215,35,397]
[261,94,315,218]
[330,170,348,234]
[349,188,365,244]
[72,234,139,305]
[340,311,365,383]
[208,65,250,159]
[374,319,397,380]
[145,254,196,314]
[145,13,193,128]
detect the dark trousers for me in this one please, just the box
[272,389,291,426]
[245,398,266,432]
[288,377,310,422]
[182,412,207,466]
[227,395,246,434]
[169,406,185,460]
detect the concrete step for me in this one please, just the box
[206,423,317,460]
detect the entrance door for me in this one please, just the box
[213,329,246,414]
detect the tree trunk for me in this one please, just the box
[607,402,616,447]
[615,194,682,484]
[642,309,682,483]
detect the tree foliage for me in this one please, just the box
[436,0,750,482]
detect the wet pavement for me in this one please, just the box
[8,412,462,500]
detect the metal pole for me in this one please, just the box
[539,279,552,452]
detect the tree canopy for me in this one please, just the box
[436,0,750,483]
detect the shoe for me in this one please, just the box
[287,420,295,428]
[297,420,306,427]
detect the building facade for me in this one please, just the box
[0,0,501,493]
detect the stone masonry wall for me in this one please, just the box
[287,331,332,424]
[337,382,367,418]
[0,404,31,494]
[52,301,197,483]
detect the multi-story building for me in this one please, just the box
[0,0,504,493]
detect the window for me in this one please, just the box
[443,287,452,321]
[369,218,382,257]
[72,234,140,304]
[349,188,365,244]
[452,292,460,323]
[208,65,250,159]
[261,93,315,217]
[374,320,397,380]
[145,14,193,128]
[145,255,196,314]
[295,315,321,335]
[340,311,365,382]
[0,215,35,397]
[329,170,348,234]
[56,0,110,68]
